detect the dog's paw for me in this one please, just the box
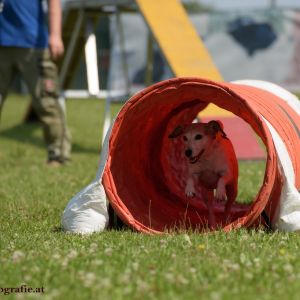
[215,185,226,201]
[185,180,196,198]
[186,191,196,198]
[185,186,196,198]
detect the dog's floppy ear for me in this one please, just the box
[206,120,227,138]
[168,125,185,139]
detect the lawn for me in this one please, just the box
[0,95,300,300]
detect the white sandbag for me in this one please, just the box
[61,181,108,234]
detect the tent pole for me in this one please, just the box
[145,30,154,86]
[116,9,131,96]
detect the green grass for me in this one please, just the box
[1,95,300,300]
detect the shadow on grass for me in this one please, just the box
[72,143,101,155]
[52,226,64,233]
[0,123,44,148]
[0,123,101,154]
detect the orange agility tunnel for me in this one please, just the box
[62,77,300,234]
[101,77,300,233]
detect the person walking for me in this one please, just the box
[0,0,71,166]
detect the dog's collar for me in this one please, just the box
[189,149,205,164]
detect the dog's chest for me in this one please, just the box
[195,169,220,189]
[189,156,225,189]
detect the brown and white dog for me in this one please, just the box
[169,120,238,229]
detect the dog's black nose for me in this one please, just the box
[185,149,192,157]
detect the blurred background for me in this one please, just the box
[10,0,300,96]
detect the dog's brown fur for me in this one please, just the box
[169,120,238,229]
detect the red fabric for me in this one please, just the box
[102,78,300,233]
[227,84,300,189]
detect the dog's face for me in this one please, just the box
[169,121,225,164]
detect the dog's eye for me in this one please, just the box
[195,134,202,140]
[183,136,188,141]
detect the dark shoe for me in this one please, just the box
[47,158,64,167]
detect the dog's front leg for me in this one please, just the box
[215,171,231,201]
[224,184,237,223]
[185,176,196,197]
[217,172,236,223]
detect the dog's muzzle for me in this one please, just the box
[188,149,205,164]
[185,149,192,158]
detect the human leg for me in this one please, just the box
[0,47,14,120]
[17,48,71,162]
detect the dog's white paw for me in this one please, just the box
[186,191,196,197]
[215,185,226,201]
[185,187,196,198]
[185,178,196,198]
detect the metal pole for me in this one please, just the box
[145,30,154,86]
[59,9,85,88]
[116,9,131,95]
[102,14,116,144]
[85,17,100,96]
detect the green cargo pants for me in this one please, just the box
[0,47,71,162]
